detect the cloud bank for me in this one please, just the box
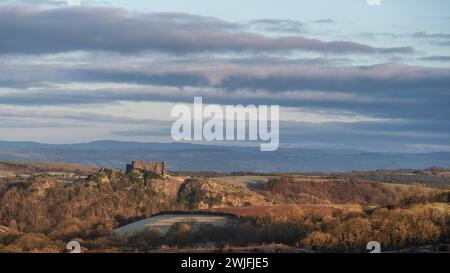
[0,3,448,152]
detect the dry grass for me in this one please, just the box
[211,176,272,189]
[0,161,97,172]
[205,204,361,217]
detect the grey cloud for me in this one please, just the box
[218,63,450,94]
[0,107,169,125]
[73,70,211,87]
[313,19,335,24]
[418,56,450,62]
[412,31,450,39]
[228,56,346,66]
[0,0,67,6]
[0,4,447,153]
[411,31,450,46]
[362,31,450,43]
[1,83,449,122]
[214,63,450,119]
[279,121,450,153]
[1,57,450,121]
[0,5,414,55]
[247,19,306,33]
[0,119,86,128]
[360,32,401,40]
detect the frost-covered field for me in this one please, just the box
[114,214,232,236]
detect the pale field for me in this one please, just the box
[293,176,346,182]
[211,176,273,189]
[114,214,232,236]
[214,175,436,193]
[213,175,350,190]
[46,172,75,176]
[0,171,16,178]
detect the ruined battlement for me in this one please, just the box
[126,160,167,176]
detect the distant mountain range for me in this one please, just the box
[0,140,450,172]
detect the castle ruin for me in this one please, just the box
[126,160,167,176]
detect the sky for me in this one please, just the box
[0,0,449,152]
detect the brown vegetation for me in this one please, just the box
[207,205,344,217]
[0,165,448,253]
[0,161,97,176]
[261,176,444,206]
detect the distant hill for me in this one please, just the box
[0,161,97,175]
[0,141,450,172]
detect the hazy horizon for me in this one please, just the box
[1,139,450,154]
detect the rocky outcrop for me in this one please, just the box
[177,178,271,209]
[151,178,185,203]
[86,168,121,185]
[0,225,9,234]
[28,175,58,197]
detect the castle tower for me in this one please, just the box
[126,160,167,176]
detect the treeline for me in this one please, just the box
[0,176,183,253]
[348,173,450,188]
[1,203,448,253]
[92,204,449,253]
[336,167,450,188]
[262,176,448,206]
